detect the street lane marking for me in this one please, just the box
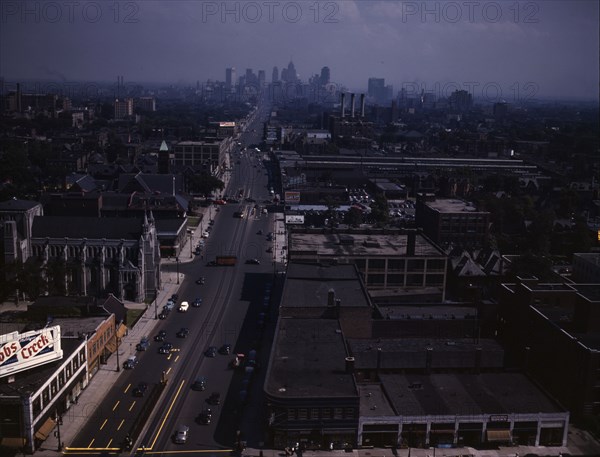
[124,383,131,393]
[100,419,107,430]
[166,367,172,375]
[87,438,94,448]
[149,379,186,450]
[129,400,136,411]
[117,419,125,431]
[112,400,119,411]
[107,438,113,448]
[174,355,180,363]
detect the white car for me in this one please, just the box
[178,301,189,312]
[174,425,189,444]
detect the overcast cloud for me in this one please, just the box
[1,0,598,100]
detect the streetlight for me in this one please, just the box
[154,288,158,320]
[176,257,180,285]
[189,232,193,258]
[114,323,121,372]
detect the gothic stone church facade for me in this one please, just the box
[30,213,161,301]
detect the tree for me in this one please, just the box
[187,173,224,197]
[370,194,389,226]
[344,207,363,227]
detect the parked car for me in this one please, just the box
[192,297,202,307]
[136,337,150,351]
[219,343,232,355]
[154,330,167,342]
[123,355,137,369]
[173,425,189,444]
[192,376,207,391]
[207,392,221,405]
[198,408,212,425]
[196,277,206,285]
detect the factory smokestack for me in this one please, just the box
[351,93,356,118]
[341,92,346,118]
[360,93,365,117]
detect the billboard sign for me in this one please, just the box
[285,215,305,225]
[0,326,63,378]
[284,191,301,204]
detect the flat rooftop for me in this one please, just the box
[289,232,444,257]
[360,384,396,417]
[380,372,564,416]
[378,305,477,320]
[265,319,357,399]
[282,264,370,308]
[424,199,485,213]
[348,338,504,370]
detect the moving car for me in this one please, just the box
[195,277,205,285]
[158,343,173,354]
[192,297,202,307]
[205,346,217,358]
[136,337,150,351]
[176,327,190,338]
[154,330,167,342]
[132,382,148,397]
[178,301,189,312]
[246,258,260,265]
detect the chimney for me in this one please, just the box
[351,93,356,118]
[376,347,382,376]
[407,230,416,256]
[328,288,335,307]
[335,298,341,319]
[425,346,433,374]
[360,93,365,117]
[341,93,346,118]
[475,347,482,374]
[345,356,355,374]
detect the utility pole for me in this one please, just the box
[176,258,180,285]
[154,289,158,320]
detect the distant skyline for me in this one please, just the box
[1,1,598,101]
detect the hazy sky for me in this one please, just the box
[2,0,598,101]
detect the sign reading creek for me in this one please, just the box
[0,326,63,378]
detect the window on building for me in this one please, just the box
[298,409,308,420]
[322,408,332,419]
[344,408,355,418]
[407,259,425,271]
[287,409,296,421]
[387,274,404,285]
[334,408,343,419]
[425,274,445,286]
[32,397,41,415]
[368,259,385,270]
[310,408,319,420]
[367,274,385,286]
[427,259,445,271]
[388,259,405,271]
[406,274,423,286]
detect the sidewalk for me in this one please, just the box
[35,277,184,456]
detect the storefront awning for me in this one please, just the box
[34,417,56,441]
[1,437,26,448]
[486,429,511,442]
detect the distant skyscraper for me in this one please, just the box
[272,66,279,83]
[114,98,133,119]
[320,66,330,86]
[258,70,265,87]
[225,67,236,91]
[449,90,473,112]
[285,61,298,83]
[368,78,385,99]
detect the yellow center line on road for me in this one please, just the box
[129,400,136,411]
[124,383,131,393]
[112,400,120,411]
[117,419,125,430]
[148,379,186,450]
[87,438,94,448]
[99,419,108,430]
